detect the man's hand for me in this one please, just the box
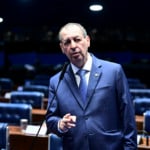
[58,113,76,132]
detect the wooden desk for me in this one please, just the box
[0,96,10,103]
[32,109,46,124]
[9,126,48,150]
[136,115,144,131]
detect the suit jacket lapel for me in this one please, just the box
[85,58,102,109]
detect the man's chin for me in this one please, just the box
[72,56,82,62]
[72,58,83,67]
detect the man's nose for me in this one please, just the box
[70,40,76,48]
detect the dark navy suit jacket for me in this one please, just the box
[46,54,137,150]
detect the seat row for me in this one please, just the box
[0,77,49,98]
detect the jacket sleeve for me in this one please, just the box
[116,65,137,149]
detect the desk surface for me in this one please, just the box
[0,96,9,102]
[32,108,46,114]
[9,126,48,150]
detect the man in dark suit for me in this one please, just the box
[46,23,137,150]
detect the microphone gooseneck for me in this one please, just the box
[29,62,68,150]
[59,62,68,81]
[47,62,68,115]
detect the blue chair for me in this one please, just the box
[10,91,44,109]
[130,89,150,100]
[31,74,50,86]
[133,97,150,115]
[143,110,150,133]
[0,78,13,96]
[128,78,146,89]
[0,102,32,125]
[0,123,9,150]
[48,133,63,150]
[143,110,150,145]
[23,85,49,98]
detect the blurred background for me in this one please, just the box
[0,0,150,88]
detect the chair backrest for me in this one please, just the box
[133,97,150,115]
[0,78,13,96]
[0,123,9,150]
[143,110,150,133]
[48,133,63,150]
[128,78,146,89]
[31,74,50,86]
[23,85,49,98]
[130,89,150,100]
[0,102,32,125]
[10,91,44,109]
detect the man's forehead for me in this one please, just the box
[61,27,83,39]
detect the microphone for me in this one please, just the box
[29,62,68,150]
[46,62,68,116]
[59,62,68,81]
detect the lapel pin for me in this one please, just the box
[94,73,99,77]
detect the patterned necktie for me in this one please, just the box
[77,69,87,103]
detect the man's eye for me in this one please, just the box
[74,38,81,42]
[64,40,71,45]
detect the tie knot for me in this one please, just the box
[77,69,86,77]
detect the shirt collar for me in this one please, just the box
[71,53,92,74]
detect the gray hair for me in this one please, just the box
[58,23,87,41]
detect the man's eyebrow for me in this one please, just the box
[63,36,81,41]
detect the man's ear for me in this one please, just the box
[86,35,91,47]
[60,43,65,53]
